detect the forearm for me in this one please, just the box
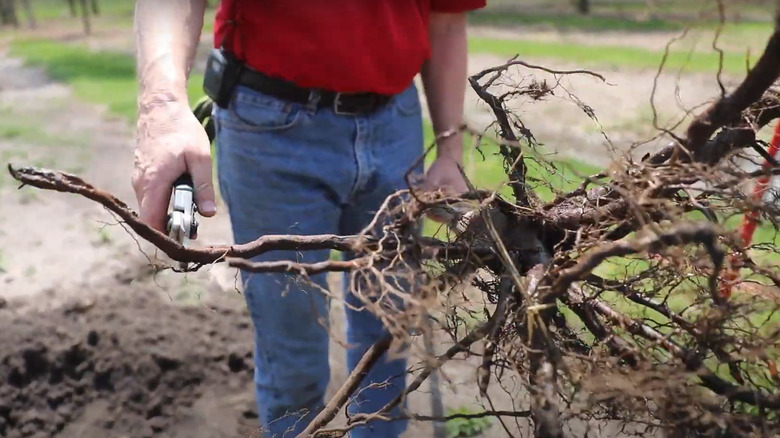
[421,12,468,162]
[134,0,206,108]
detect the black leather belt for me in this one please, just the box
[237,68,392,115]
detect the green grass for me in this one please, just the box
[445,406,493,437]
[12,0,218,30]
[421,120,601,237]
[3,0,216,36]
[468,34,770,76]
[24,0,136,22]
[0,104,84,146]
[0,102,90,186]
[422,122,600,200]
[470,10,683,33]
[468,0,772,32]
[10,39,204,122]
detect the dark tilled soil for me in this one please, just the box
[0,287,259,438]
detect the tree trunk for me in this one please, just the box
[20,0,34,28]
[78,0,90,35]
[644,0,659,20]
[67,0,76,17]
[576,0,590,15]
[90,0,98,16]
[0,0,20,27]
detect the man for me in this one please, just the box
[132,1,484,436]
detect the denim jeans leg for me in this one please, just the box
[338,83,425,438]
[214,86,357,437]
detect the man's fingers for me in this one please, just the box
[139,182,172,233]
[187,152,216,217]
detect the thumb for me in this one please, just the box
[186,151,217,217]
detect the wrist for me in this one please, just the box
[139,91,189,115]
[138,72,189,109]
[435,129,464,163]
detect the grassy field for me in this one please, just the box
[469,34,770,76]
[470,9,684,32]
[471,0,774,30]
[21,0,135,21]
[9,39,204,122]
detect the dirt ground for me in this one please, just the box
[0,282,258,438]
[0,23,734,437]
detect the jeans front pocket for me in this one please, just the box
[391,82,422,117]
[218,85,303,133]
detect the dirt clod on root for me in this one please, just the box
[0,288,256,438]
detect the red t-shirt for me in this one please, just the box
[213,0,485,94]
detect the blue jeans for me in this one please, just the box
[214,83,423,438]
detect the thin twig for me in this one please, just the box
[298,335,393,438]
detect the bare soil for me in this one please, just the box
[0,279,258,438]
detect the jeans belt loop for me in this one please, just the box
[332,92,350,116]
[306,89,321,115]
[333,93,377,116]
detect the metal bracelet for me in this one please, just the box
[434,123,466,143]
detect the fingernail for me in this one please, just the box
[200,200,216,215]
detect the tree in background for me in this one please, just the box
[576,0,590,14]
[0,0,19,27]
[78,0,90,35]
[20,0,35,28]
[1,0,36,28]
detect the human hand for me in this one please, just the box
[424,154,469,223]
[132,99,216,233]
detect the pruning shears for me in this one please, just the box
[166,174,198,269]
[163,96,214,269]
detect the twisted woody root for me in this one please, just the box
[7,13,780,438]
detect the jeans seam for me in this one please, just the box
[349,117,372,202]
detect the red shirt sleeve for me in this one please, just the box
[431,0,486,12]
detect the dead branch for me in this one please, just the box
[551,222,724,304]
[568,285,780,410]
[7,165,492,268]
[299,335,392,438]
[685,13,780,155]
[336,319,498,434]
[228,258,366,275]
[8,165,359,264]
